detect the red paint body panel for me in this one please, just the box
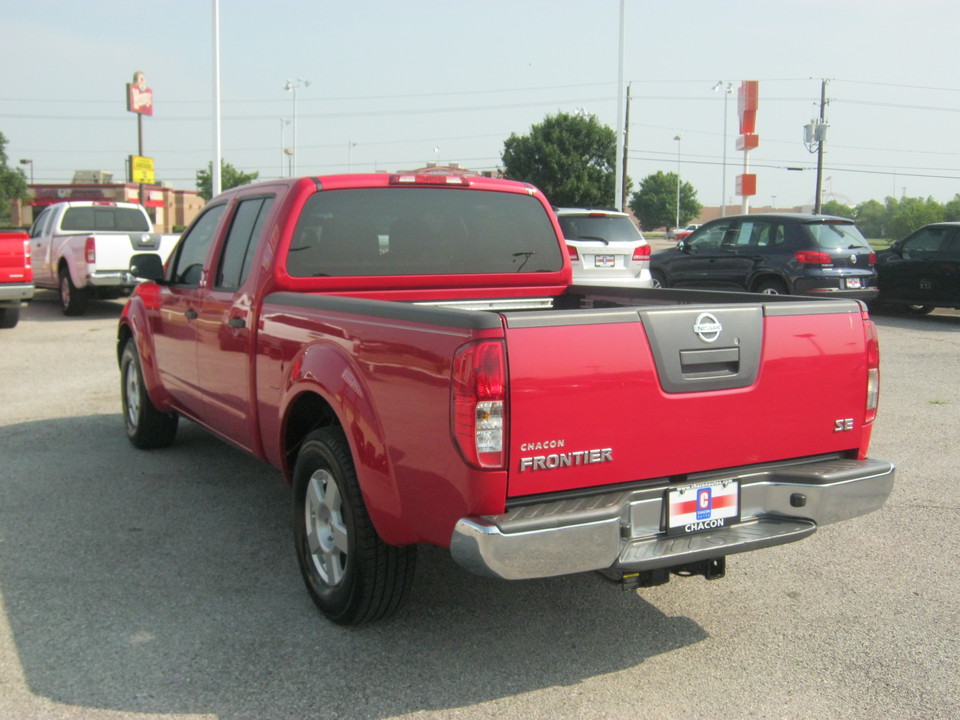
[0,231,32,285]
[505,311,871,497]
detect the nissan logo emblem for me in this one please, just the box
[694,313,722,343]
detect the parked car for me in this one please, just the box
[875,221,960,314]
[554,208,652,287]
[0,229,33,328]
[650,213,878,300]
[674,223,700,241]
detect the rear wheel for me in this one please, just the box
[906,304,935,315]
[754,278,788,295]
[120,339,178,448]
[59,266,88,316]
[0,305,19,329]
[293,427,416,625]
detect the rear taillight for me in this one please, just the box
[632,245,651,261]
[868,252,877,265]
[566,245,579,262]
[452,340,507,469]
[795,250,833,264]
[85,236,96,264]
[23,239,31,269]
[863,311,880,425]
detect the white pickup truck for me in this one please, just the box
[28,201,179,315]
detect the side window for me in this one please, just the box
[728,221,758,248]
[29,207,52,237]
[902,227,947,260]
[216,197,274,290]
[942,231,960,262]
[690,221,734,251]
[169,204,227,286]
[754,222,784,248]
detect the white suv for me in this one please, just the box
[554,208,652,287]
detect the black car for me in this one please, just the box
[650,213,878,301]
[875,221,960,314]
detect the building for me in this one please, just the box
[10,177,203,233]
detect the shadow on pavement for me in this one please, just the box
[0,414,707,720]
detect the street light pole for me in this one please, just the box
[283,78,310,176]
[673,135,682,229]
[19,159,33,183]
[712,81,733,216]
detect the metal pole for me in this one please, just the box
[674,135,682,228]
[614,0,625,211]
[621,83,631,211]
[212,0,222,197]
[814,79,827,214]
[721,86,729,216]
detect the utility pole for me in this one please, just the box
[813,79,828,214]
[621,83,631,211]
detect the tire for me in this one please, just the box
[59,266,88,316]
[651,270,667,289]
[755,278,788,295]
[120,339,178,449]
[906,304,935,315]
[0,306,19,329]
[293,427,416,625]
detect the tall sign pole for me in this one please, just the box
[126,71,155,205]
[735,80,759,214]
[212,0,222,197]
[614,0,626,211]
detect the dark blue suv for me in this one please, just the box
[650,213,878,301]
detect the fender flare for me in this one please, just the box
[280,341,414,545]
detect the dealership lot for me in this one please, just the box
[1,292,958,720]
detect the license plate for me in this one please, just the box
[666,481,740,536]
[846,278,862,289]
[594,254,616,268]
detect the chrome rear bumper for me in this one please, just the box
[450,456,894,580]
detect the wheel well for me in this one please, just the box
[751,275,787,292]
[284,392,340,475]
[117,324,133,366]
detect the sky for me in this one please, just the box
[2,0,959,211]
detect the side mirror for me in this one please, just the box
[677,240,689,252]
[130,253,165,281]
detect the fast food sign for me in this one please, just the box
[126,71,154,116]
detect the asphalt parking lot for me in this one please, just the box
[1,291,958,720]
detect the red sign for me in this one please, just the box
[126,71,154,116]
[736,174,757,197]
[737,81,758,135]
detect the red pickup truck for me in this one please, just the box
[118,173,894,624]
[0,229,33,328]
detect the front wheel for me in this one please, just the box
[651,270,667,289]
[293,427,416,625]
[59,267,88,316]
[120,338,178,448]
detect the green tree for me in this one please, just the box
[943,193,960,221]
[886,196,943,240]
[196,160,259,201]
[821,199,855,218]
[501,112,618,207]
[853,199,887,239]
[0,132,30,221]
[628,171,701,230]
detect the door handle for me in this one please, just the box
[184,309,198,320]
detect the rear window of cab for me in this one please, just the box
[286,187,563,277]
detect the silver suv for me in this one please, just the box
[554,208,652,288]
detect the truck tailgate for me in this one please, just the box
[504,300,872,498]
[92,233,176,271]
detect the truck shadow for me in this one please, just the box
[0,414,707,720]
[21,289,127,323]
